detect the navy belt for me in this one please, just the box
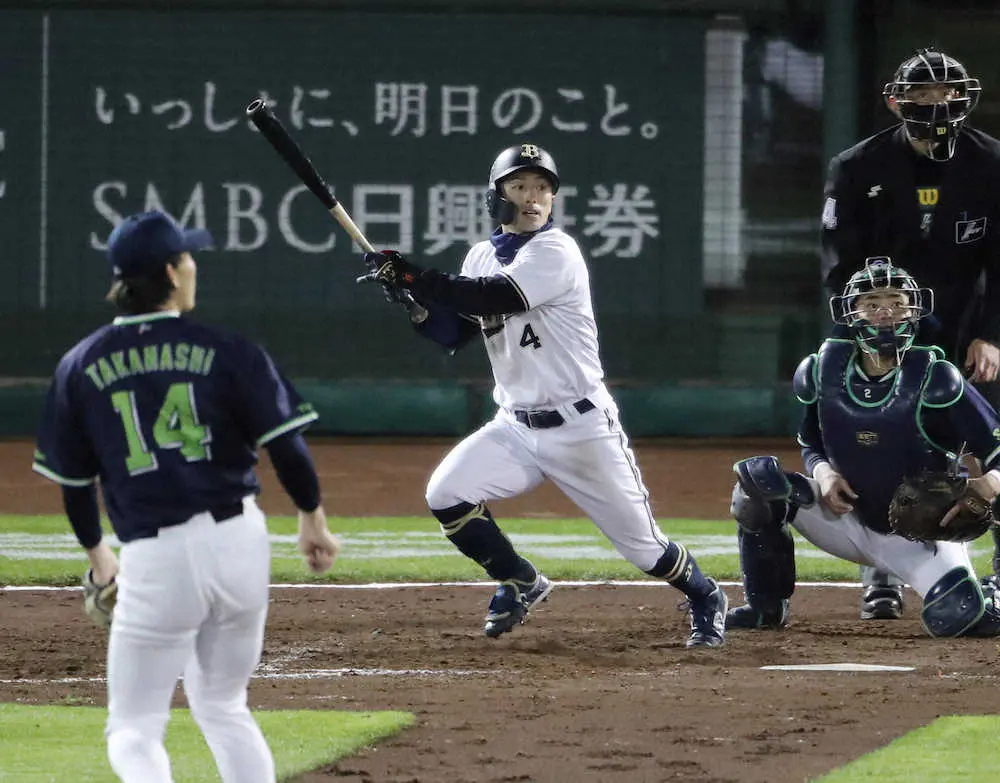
[514,398,596,429]
[208,501,244,523]
[131,501,244,541]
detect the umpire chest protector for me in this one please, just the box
[801,339,949,532]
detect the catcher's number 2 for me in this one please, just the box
[111,382,210,474]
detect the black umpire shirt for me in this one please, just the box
[821,124,1000,360]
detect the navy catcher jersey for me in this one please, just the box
[33,311,317,542]
[796,339,1000,533]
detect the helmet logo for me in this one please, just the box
[520,143,541,159]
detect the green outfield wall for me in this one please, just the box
[5,2,997,438]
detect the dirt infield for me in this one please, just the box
[2,438,999,783]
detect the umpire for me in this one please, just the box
[821,47,1000,619]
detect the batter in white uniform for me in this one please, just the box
[358,143,727,647]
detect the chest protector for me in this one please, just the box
[815,339,947,533]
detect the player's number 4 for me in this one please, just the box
[111,382,211,474]
[520,324,542,350]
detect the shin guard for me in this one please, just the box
[432,501,535,583]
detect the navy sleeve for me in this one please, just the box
[232,341,319,447]
[409,270,528,316]
[797,403,828,476]
[922,381,1000,471]
[265,432,321,512]
[413,303,481,353]
[61,484,103,549]
[32,357,99,486]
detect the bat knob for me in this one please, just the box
[246,98,266,116]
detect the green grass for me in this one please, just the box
[0,703,413,782]
[812,716,1000,783]
[3,514,1000,782]
[1,514,998,586]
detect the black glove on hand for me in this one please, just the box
[360,250,403,304]
[357,250,423,302]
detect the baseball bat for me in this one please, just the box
[245,98,428,323]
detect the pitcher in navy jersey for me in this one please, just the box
[32,210,340,783]
[726,258,1000,639]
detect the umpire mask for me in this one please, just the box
[883,48,981,161]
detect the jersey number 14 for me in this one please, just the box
[111,382,211,474]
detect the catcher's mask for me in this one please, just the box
[883,48,981,162]
[485,143,560,226]
[829,257,933,362]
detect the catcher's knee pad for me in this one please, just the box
[738,524,796,605]
[731,456,815,533]
[964,575,1000,638]
[921,566,985,638]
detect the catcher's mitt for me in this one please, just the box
[82,569,117,629]
[888,471,996,543]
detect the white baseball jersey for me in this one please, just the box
[461,228,603,409]
[428,225,677,576]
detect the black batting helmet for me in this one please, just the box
[883,48,981,161]
[485,143,560,225]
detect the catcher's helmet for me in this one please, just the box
[883,48,981,162]
[830,257,933,360]
[485,143,560,225]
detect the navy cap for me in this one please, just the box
[107,211,213,278]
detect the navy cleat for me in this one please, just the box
[483,574,553,638]
[860,585,904,620]
[685,578,728,648]
[725,599,790,630]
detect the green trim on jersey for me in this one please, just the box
[919,359,965,409]
[31,462,96,487]
[844,359,896,408]
[255,410,320,447]
[112,310,181,326]
[793,354,819,405]
[915,355,958,460]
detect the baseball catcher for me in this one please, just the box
[727,258,1000,638]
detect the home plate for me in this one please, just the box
[760,663,915,672]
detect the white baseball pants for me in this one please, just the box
[426,384,672,571]
[105,497,274,783]
[790,484,975,596]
